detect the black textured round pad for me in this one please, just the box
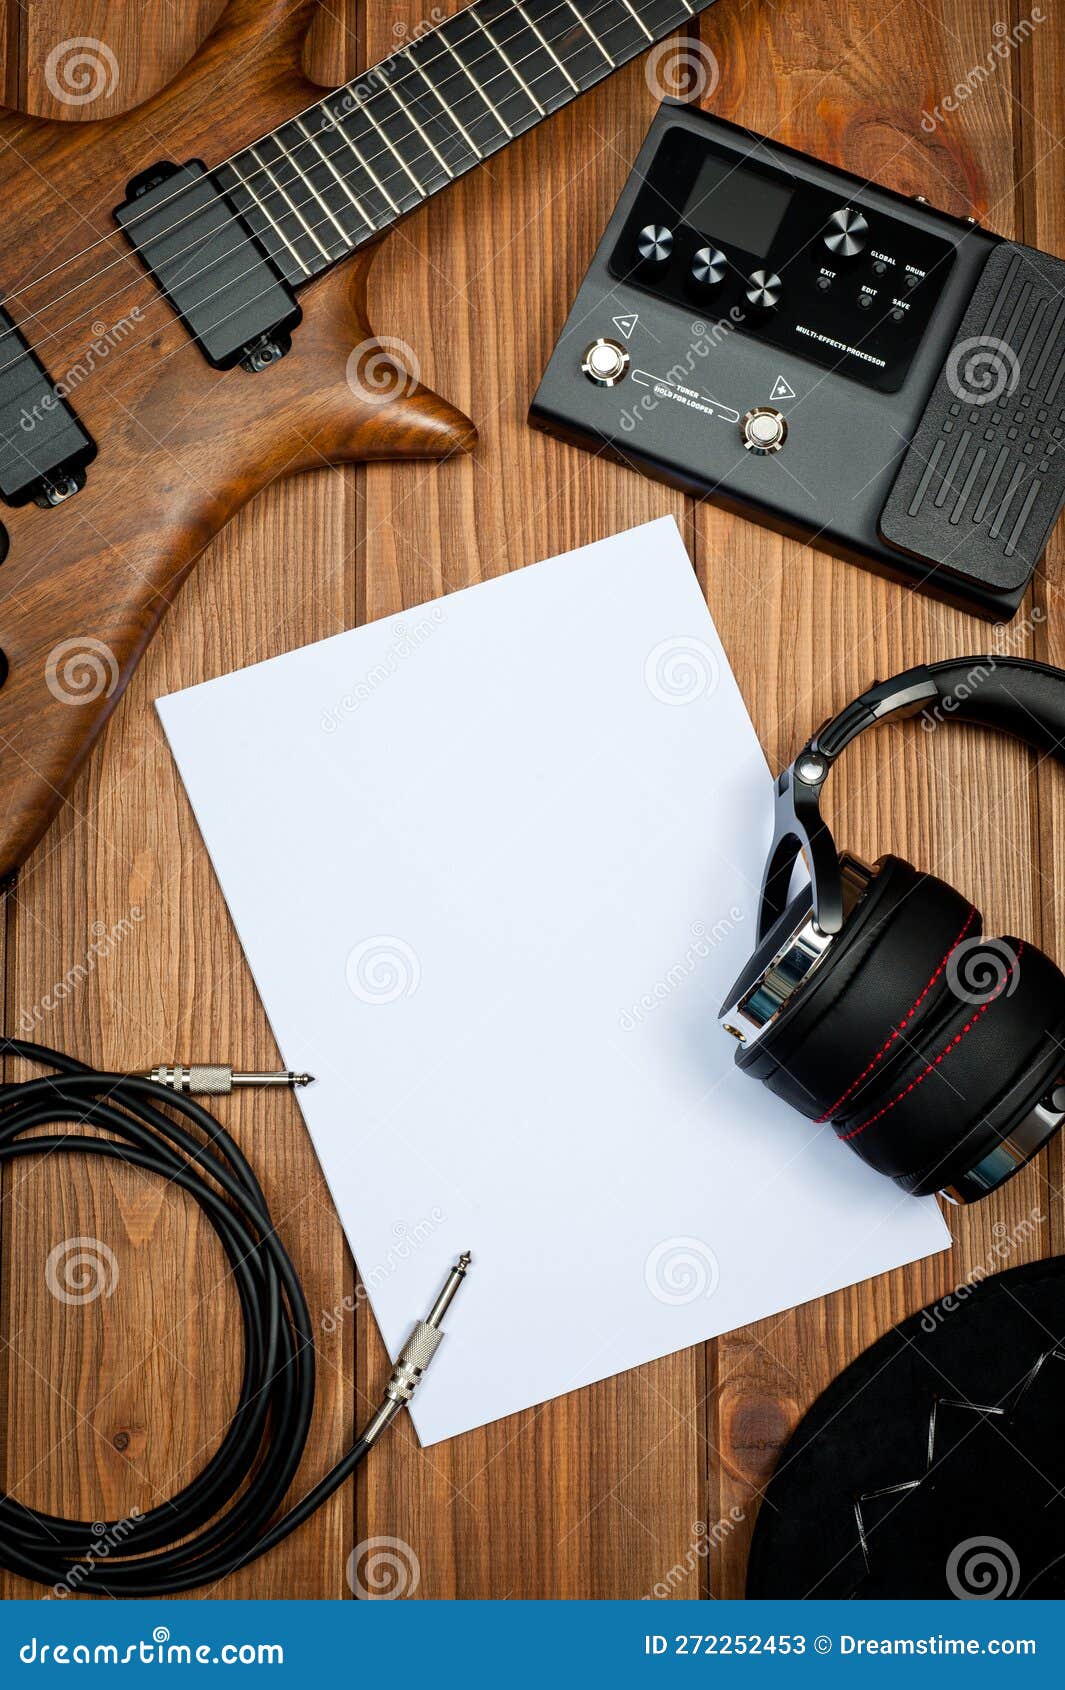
[746,1258,1065,1598]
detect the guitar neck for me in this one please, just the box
[214,0,714,286]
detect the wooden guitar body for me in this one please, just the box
[0,0,475,879]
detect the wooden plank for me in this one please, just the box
[698,0,1056,1597]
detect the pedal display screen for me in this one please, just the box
[683,153,792,258]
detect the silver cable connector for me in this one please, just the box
[143,1064,314,1096]
[359,1252,473,1450]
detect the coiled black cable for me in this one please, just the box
[0,1037,372,1597]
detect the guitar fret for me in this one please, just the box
[469,11,546,119]
[408,26,514,155]
[219,157,311,281]
[386,77,456,179]
[294,116,376,237]
[344,84,433,203]
[582,0,660,55]
[562,0,616,66]
[474,0,569,112]
[404,51,486,162]
[437,30,514,138]
[619,0,654,41]
[360,72,452,196]
[247,142,336,266]
[274,129,354,249]
[513,2,580,93]
[317,93,408,222]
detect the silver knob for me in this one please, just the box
[745,269,783,312]
[581,337,629,387]
[636,224,673,265]
[741,407,788,454]
[824,206,869,257]
[691,245,727,288]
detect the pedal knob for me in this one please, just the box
[635,224,673,265]
[691,245,727,288]
[741,407,788,454]
[745,269,783,312]
[581,338,629,386]
[824,206,869,258]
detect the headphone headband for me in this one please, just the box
[759,655,1065,941]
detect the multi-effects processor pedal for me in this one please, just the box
[530,103,1065,619]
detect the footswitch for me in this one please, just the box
[529,104,1065,619]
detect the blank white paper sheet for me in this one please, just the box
[157,517,949,1444]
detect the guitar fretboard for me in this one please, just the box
[215,0,708,284]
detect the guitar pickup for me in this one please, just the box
[115,161,301,371]
[0,303,97,506]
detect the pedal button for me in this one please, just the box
[742,407,788,454]
[581,338,629,387]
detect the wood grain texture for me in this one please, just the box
[1,0,1063,1602]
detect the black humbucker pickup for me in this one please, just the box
[530,104,1065,619]
[115,161,301,371]
[0,304,96,506]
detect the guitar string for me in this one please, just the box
[0,1,694,392]
[0,0,693,318]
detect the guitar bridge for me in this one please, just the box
[115,160,302,371]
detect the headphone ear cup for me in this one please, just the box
[836,936,1065,1195]
[737,856,979,1121]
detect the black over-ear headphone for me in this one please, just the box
[720,656,1065,1204]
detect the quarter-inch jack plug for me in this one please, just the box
[142,1064,314,1096]
[359,1252,473,1449]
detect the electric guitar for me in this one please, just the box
[0,0,716,878]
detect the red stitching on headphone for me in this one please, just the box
[814,904,978,1124]
[838,941,1023,1143]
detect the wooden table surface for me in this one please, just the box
[1,0,1063,1602]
